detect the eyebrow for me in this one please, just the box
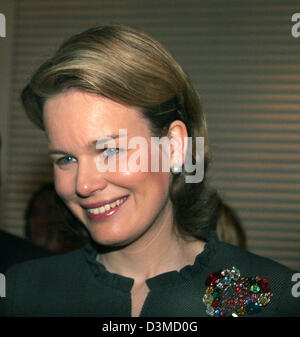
[48,134,126,156]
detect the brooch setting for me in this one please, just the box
[202,266,273,317]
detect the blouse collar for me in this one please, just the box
[84,231,219,292]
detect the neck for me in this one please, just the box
[96,205,204,283]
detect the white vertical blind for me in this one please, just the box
[2,0,300,270]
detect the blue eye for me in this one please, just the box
[56,156,77,166]
[103,148,120,157]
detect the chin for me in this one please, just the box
[88,225,138,248]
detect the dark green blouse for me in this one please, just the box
[1,232,299,317]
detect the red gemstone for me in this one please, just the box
[212,300,220,308]
[205,272,223,286]
[259,278,269,293]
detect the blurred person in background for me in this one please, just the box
[25,182,89,253]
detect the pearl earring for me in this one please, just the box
[172,159,181,174]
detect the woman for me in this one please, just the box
[2,25,299,317]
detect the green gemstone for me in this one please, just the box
[250,284,260,293]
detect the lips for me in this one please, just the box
[83,195,129,220]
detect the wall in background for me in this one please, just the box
[0,1,15,221]
[1,0,300,270]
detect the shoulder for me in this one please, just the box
[215,239,295,277]
[5,244,87,282]
[0,230,53,273]
[1,245,89,316]
[207,236,300,317]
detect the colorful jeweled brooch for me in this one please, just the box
[202,266,273,317]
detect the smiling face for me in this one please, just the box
[44,89,173,248]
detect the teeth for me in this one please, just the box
[87,197,127,215]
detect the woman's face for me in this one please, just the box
[44,89,172,247]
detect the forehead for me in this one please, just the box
[43,89,151,144]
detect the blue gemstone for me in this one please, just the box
[246,302,261,314]
[215,309,221,316]
[222,276,232,285]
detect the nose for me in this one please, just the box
[75,158,108,198]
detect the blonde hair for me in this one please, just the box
[22,24,221,240]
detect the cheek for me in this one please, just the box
[110,169,170,199]
[113,142,171,192]
[53,168,75,201]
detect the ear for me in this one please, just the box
[166,120,188,170]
